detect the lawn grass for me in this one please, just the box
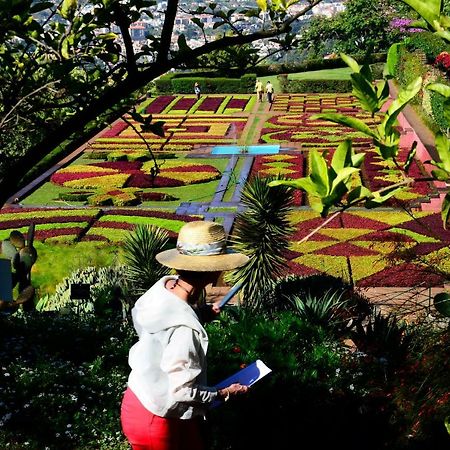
[32,241,124,297]
[260,67,353,93]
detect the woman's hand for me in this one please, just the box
[217,383,249,402]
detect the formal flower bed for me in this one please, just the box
[271,93,361,113]
[286,210,450,287]
[84,209,200,242]
[0,208,100,242]
[145,95,177,113]
[47,158,222,206]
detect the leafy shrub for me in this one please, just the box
[58,191,94,202]
[0,312,134,450]
[405,31,450,62]
[36,265,128,314]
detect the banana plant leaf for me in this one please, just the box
[399,0,441,28]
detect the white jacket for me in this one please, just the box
[127,276,218,419]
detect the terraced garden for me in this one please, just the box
[2,92,446,295]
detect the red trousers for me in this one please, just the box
[120,388,205,450]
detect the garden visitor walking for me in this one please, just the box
[194,82,201,100]
[265,80,274,104]
[255,79,263,102]
[121,221,250,450]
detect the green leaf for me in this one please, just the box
[147,121,165,137]
[312,113,377,138]
[309,149,329,196]
[97,32,117,40]
[177,34,190,53]
[59,0,77,20]
[442,191,450,229]
[351,72,380,114]
[399,0,440,28]
[269,177,320,196]
[383,76,422,133]
[330,167,359,193]
[376,80,390,106]
[431,168,450,181]
[433,292,450,317]
[404,141,417,173]
[30,1,54,13]
[347,186,372,204]
[384,43,402,78]
[331,140,352,172]
[191,17,204,28]
[427,82,450,98]
[340,53,360,73]
[434,132,450,172]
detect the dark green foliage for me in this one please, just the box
[239,73,257,93]
[264,274,371,334]
[0,312,134,449]
[404,31,450,62]
[227,176,294,310]
[282,79,353,93]
[157,75,255,94]
[351,311,413,365]
[58,191,94,202]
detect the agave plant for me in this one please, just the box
[123,224,170,298]
[351,311,413,365]
[227,175,294,311]
[291,288,349,332]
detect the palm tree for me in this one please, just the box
[123,224,170,298]
[228,175,294,311]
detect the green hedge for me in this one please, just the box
[281,79,353,93]
[155,73,256,94]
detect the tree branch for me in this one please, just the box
[157,0,179,63]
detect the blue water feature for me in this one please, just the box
[211,144,280,155]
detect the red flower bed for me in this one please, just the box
[171,98,197,111]
[125,173,183,188]
[163,164,216,173]
[358,263,446,287]
[146,96,176,114]
[96,221,134,230]
[34,227,83,240]
[397,213,450,241]
[197,97,225,112]
[100,121,129,138]
[92,161,143,171]
[0,216,92,230]
[185,126,209,132]
[51,171,117,185]
[226,99,248,109]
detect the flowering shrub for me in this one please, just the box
[434,51,450,75]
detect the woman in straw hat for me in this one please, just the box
[121,221,249,450]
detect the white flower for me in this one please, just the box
[349,384,355,391]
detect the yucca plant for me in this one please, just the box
[228,175,294,311]
[123,224,170,298]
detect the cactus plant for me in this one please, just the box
[0,223,37,312]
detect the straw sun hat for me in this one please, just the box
[156,221,249,272]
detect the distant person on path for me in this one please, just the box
[255,79,263,102]
[265,80,274,104]
[194,82,201,100]
[120,221,249,450]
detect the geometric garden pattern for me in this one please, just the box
[2,93,448,289]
